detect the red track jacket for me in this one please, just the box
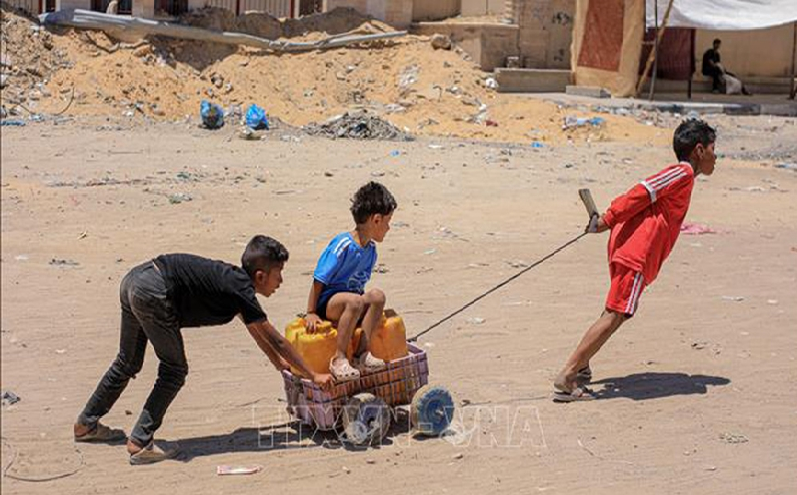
[603,162,695,284]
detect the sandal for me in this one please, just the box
[74,422,126,443]
[354,351,386,374]
[329,356,360,383]
[576,366,592,385]
[553,385,596,403]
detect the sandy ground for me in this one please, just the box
[2,115,797,494]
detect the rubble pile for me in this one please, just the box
[304,110,413,141]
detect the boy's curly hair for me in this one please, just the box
[350,182,397,224]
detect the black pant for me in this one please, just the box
[703,66,723,91]
[78,261,187,446]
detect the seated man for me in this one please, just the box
[701,38,751,95]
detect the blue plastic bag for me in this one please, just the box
[245,104,269,130]
[200,100,225,129]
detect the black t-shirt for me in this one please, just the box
[702,48,720,74]
[154,254,267,328]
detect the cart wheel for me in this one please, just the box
[411,385,454,436]
[341,393,391,446]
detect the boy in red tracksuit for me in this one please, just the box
[554,119,717,402]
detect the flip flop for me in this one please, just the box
[74,423,126,443]
[354,351,386,375]
[576,366,592,385]
[552,386,596,403]
[329,356,360,383]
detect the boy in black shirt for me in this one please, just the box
[73,235,333,465]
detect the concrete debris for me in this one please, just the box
[431,34,452,50]
[304,110,413,141]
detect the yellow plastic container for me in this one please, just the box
[284,310,409,374]
[284,318,361,375]
[369,310,409,362]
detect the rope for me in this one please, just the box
[408,232,588,342]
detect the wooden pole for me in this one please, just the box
[790,21,796,100]
[648,0,659,100]
[636,0,674,98]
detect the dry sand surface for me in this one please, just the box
[2,112,797,494]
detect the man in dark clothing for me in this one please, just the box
[73,235,333,465]
[702,38,751,95]
[702,39,724,92]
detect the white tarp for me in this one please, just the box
[646,0,797,30]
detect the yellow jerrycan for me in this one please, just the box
[368,309,409,362]
[284,317,362,375]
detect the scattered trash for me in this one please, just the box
[304,110,413,141]
[423,248,436,255]
[245,104,269,130]
[280,135,301,143]
[452,452,464,460]
[484,77,498,90]
[49,258,80,266]
[77,231,88,240]
[216,465,262,476]
[485,119,498,127]
[691,341,708,350]
[719,433,748,444]
[389,150,401,157]
[467,317,485,325]
[14,255,29,261]
[721,296,744,302]
[239,126,262,141]
[168,192,192,204]
[530,141,545,149]
[1,120,26,126]
[767,299,778,305]
[563,116,605,130]
[681,223,716,235]
[2,390,21,406]
[428,144,444,150]
[200,100,224,129]
[774,163,797,171]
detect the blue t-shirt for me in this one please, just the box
[314,232,377,306]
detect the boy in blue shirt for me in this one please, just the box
[304,182,397,382]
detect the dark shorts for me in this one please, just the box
[316,291,367,323]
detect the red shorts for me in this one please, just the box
[606,263,646,317]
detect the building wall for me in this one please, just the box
[412,21,519,71]
[695,24,796,78]
[461,0,504,17]
[412,0,458,21]
[516,0,574,69]
[324,0,413,28]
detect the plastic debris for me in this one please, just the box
[563,116,605,130]
[200,100,224,129]
[2,390,21,406]
[530,141,545,149]
[245,104,269,130]
[681,222,716,235]
[216,465,262,476]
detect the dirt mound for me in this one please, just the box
[0,3,664,145]
[180,6,389,40]
[0,2,73,113]
[304,110,413,140]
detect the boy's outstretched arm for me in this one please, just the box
[305,280,325,331]
[246,320,333,389]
